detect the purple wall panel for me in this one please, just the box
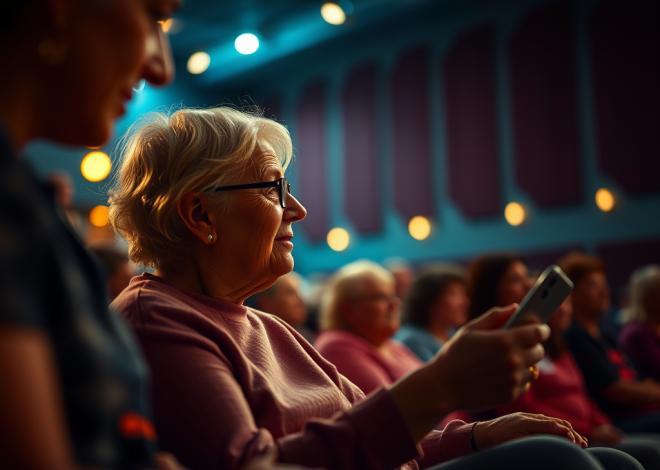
[390,47,434,220]
[597,238,660,291]
[444,26,500,218]
[590,0,660,194]
[343,64,381,234]
[523,245,583,272]
[296,82,328,241]
[510,1,582,207]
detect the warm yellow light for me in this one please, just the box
[187,52,211,74]
[89,205,109,227]
[504,202,525,226]
[327,227,350,251]
[321,3,346,25]
[408,216,431,240]
[81,151,112,182]
[159,18,174,33]
[595,188,615,212]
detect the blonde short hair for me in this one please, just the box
[319,260,394,331]
[108,107,292,268]
[622,265,660,324]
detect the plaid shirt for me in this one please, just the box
[0,130,155,469]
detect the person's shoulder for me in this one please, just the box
[314,330,372,354]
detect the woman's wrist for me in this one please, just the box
[389,363,454,443]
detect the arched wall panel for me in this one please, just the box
[590,0,660,194]
[510,1,582,207]
[295,82,329,241]
[342,64,382,234]
[444,26,500,218]
[390,46,434,221]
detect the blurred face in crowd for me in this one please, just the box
[548,297,573,333]
[342,275,401,347]
[572,271,610,319]
[44,0,179,147]
[497,261,534,306]
[211,146,306,292]
[260,275,307,327]
[430,281,470,329]
[108,262,138,301]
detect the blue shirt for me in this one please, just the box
[393,324,443,362]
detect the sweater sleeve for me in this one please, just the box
[137,327,420,470]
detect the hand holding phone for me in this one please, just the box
[503,265,573,329]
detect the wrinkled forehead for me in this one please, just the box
[246,141,284,178]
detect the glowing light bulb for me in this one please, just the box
[187,52,210,74]
[595,188,615,212]
[81,151,112,182]
[89,205,109,227]
[234,33,260,55]
[408,216,431,240]
[321,3,346,25]
[504,202,525,226]
[327,228,350,251]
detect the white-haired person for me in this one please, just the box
[315,260,423,394]
[109,106,642,470]
[619,266,660,382]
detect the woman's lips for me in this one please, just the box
[275,235,294,248]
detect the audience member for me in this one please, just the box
[384,257,414,300]
[467,253,533,321]
[497,297,660,469]
[315,260,422,394]
[559,252,660,433]
[619,266,660,381]
[253,272,315,343]
[394,266,469,362]
[106,107,641,470]
[88,240,139,302]
[44,170,84,234]
[0,1,189,469]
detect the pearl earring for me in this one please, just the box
[208,234,213,241]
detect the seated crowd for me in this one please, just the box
[0,3,657,469]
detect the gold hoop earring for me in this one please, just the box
[38,37,68,65]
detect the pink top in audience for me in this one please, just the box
[315,329,423,395]
[496,352,610,438]
[113,273,473,470]
[619,321,660,382]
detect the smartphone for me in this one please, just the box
[502,265,574,329]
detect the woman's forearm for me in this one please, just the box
[603,379,660,405]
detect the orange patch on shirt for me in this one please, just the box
[118,411,157,441]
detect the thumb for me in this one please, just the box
[464,304,518,331]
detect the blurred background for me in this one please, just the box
[24,0,659,298]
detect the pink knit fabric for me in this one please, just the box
[112,273,473,470]
[315,330,424,395]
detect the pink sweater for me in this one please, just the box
[496,352,610,438]
[315,330,423,395]
[112,274,473,470]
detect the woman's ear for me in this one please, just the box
[177,192,215,244]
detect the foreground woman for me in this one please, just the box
[109,107,640,470]
[0,1,190,469]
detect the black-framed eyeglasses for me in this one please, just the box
[214,177,291,208]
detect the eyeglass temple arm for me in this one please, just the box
[214,180,281,192]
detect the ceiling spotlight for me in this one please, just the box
[81,151,112,182]
[595,188,615,212]
[408,216,432,240]
[235,33,260,55]
[321,3,346,25]
[187,52,211,74]
[327,227,350,251]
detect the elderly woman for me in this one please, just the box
[314,260,423,394]
[619,266,660,381]
[394,267,470,362]
[109,107,641,470]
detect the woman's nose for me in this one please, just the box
[141,26,175,87]
[284,194,307,222]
